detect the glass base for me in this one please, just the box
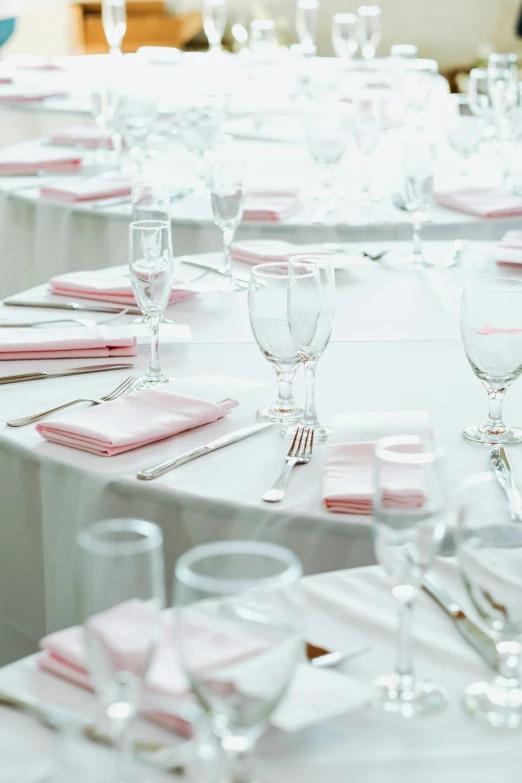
[372,673,449,718]
[463,680,522,728]
[462,423,522,445]
[386,252,433,270]
[283,422,332,441]
[136,373,171,390]
[256,404,304,423]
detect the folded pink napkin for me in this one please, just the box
[49,126,112,149]
[36,387,238,456]
[232,239,316,264]
[0,150,82,175]
[435,187,522,218]
[0,86,67,102]
[243,191,301,222]
[496,230,522,267]
[41,176,131,202]
[9,55,65,71]
[0,327,136,360]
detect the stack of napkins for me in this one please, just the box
[41,176,132,202]
[496,230,522,267]
[49,126,112,149]
[435,187,522,218]
[0,149,82,175]
[243,191,301,222]
[0,327,136,360]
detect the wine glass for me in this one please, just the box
[174,540,303,782]
[179,95,225,191]
[372,436,449,717]
[390,44,418,59]
[468,67,496,145]
[445,95,484,178]
[332,13,358,65]
[352,92,382,204]
[487,53,519,124]
[305,101,350,200]
[203,0,227,56]
[460,278,522,445]
[77,519,165,781]
[91,81,114,165]
[458,472,522,728]
[209,150,245,293]
[249,19,277,59]
[286,255,335,440]
[102,0,127,56]
[357,5,381,61]
[397,134,434,268]
[248,263,304,423]
[115,94,157,173]
[129,220,173,388]
[295,0,319,56]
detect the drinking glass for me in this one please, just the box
[77,519,165,781]
[332,13,358,64]
[129,220,173,388]
[458,472,522,728]
[102,0,127,56]
[357,5,381,61]
[305,101,349,199]
[352,93,381,204]
[295,0,319,55]
[390,44,418,59]
[488,53,519,123]
[372,436,449,717]
[400,134,434,268]
[248,263,304,423]
[116,94,158,173]
[468,67,496,145]
[209,150,244,293]
[286,256,335,440]
[132,180,170,224]
[91,82,114,165]
[174,541,303,783]
[203,0,227,55]
[445,95,484,178]
[179,96,225,191]
[460,278,522,444]
[249,19,277,59]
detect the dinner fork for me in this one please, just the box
[7,375,139,427]
[262,425,314,503]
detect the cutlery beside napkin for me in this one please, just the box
[243,191,301,222]
[41,176,132,203]
[0,327,136,360]
[0,149,82,175]
[435,187,522,219]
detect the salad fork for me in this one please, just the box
[262,425,314,502]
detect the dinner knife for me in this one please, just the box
[490,446,522,523]
[0,363,134,385]
[422,571,497,671]
[137,422,273,480]
[3,299,142,315]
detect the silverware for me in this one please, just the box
[179,257,250,286]
[0,363,135,386]
[262,425,314,503]
[490,446,522,523]
[3,300,142,315]
[7,375,139,427]
[423,571,497,670]
[137,422,273,480]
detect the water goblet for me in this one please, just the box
[102,0,127,56]
[445,95,484,178]
[332,13,358,65]
[305,101,350,200]
[460,278,522,445]
[203,0,227,56]
[209,150,244,293]
[357,5,381,61]
[296,0,319,56]
[352,92,382,204]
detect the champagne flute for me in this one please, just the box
[357,5,381,61]
[352,92,382,204]
[77,519,165,782]
[305,101,350,199]
[129,220,173,388]
[295,0,319,55]
[400,134,434,268]
[209,150,244,293]
[203,0,227,56]
[332,13,358,65]
[286,255,335,440]
[102,0,127,56]
[460,278,522,444]
[372,436,449,717]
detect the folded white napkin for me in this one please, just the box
[435,187,522,218]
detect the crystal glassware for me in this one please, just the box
[445,94,484,178]
[286,255,335,440]
[129,220,174,388]
[174,540,303,783]
[203,0,227,55]
[357,5,381,61]
[460,278,522,444]
[179,95,225,191]
[372,435,449,717]
[248,263,304,423]
[77,519,165,782]
[458,472,522,728]
[352,92,381,204]
[295,0,319,55]
[102,0,127,56]
[209,149,245,293]
[332,13,358,64]
[399,134,434,267]
[305,101,349,200]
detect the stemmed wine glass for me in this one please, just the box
[352,93,382,204]
[115,94,157,174]
[357,5,381,61]
[77,519,165,782]
[286,255,335,440]
[460,278,522,445]
[332,13,358,65]
[249,19,277,60]
[445,95,484,179]
[174,540,303,783]
[209,150,245,293]
[248,263,304,423]
[468,67,496,145]
[129,220,173,388]
[487,53,519,187]
[397,134,434,268]
[372,436,449,717]
[305,101,350,200]
[458,472,522,728]
[102,0,127,56]
[295,0,319,55]
[203,0,227,56]
[179,95,225,192]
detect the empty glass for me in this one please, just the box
[203,0,227,55]
[372,436,448,717]
[115,94,157,173]
[129,220,173,387]
[174,541,303,782]
[102,0,127,56]
[357,5,381,61]
[400,134,434,267]
[352,93,381,204]
[287,256,335,440]
[460,278,522,444]
[305,101,350,199]
[249,19,277,59]
[209,150,245,293]
[332,13,358,64]
[295,0,319,55]
[458,472,522,728]
[446,95,484,178]
[77,519,165,781]
[248,263,304,423]
[179,96,225,191]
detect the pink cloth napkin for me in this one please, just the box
[243,191,301,222]
[36,387,238,456]
[0,327,136,360]
[435,187,522,218]
[9,54,65,71]
[231,240,325,265]
[41,177,132,202]
[0,86,67,102]
[496,230,522,267]
[0,150,82,175]
[49,126,112,149]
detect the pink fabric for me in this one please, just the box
[0,150,81,175]
[49,268,196,306]
[36,388,238,456]
[49,126,112,149]
[0,327,136,360]
[435,187,522,218]
[232,240,306,265]
[10,55,65,71]
[243,191,301,222]
[41,177,132,202]
[496,230,522,267]
[477,325,522,335]
[0,87,67,102]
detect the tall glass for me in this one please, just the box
[174,541,303,782]
[203,0,227,55]
[305,101,349,199]
[295,0,319,55]
[115,94,157,173]
[129,220,173,388]
[249,19,277,59]
[458,472,522,728]
[460,278,522,444]
[77,519,165,781]
[357,5,381,61]
[248,263,303,423]
[445,94,484,178]
[332,13,358,64]
[372,436,449,717]
[401,134,434,267]
[352,93,381,204]
[487,53,519,126]
[179,96,225,191]
[209,150,244,293]
[287,256,335,440]
[102,0,127,56]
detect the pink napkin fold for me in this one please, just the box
[36,387,238,456]
[41,177,131,202]
[243,191,301,222]
[9,55,66,71]
[0,86,67,102]
[0,150,82,175]
[496,230,522,267]
[0,327,136,360]
[435,187,522,218]
[232,239,313,264]
[49,126,112,149]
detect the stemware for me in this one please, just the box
[248,263,304,423]
[460,278,522,445]
[249,19,277,59]
[332,13,358,64]
[209,150,245,293]
[357,5,381,61]
[77,519,165,781]
[102,0,127,56]
[203,0,227,56]
[352,92,382,204]
[487,53,519,126]
[390,44,418,59]
[174,540,303,783]
[305,101,350,200]
[179,95,225,191]
[458,472,522,728]
[129,220,173,388]
[398,134,434,268]
[372,436,449,717]
[115,94,158,173]
[91,81,114,165]
[445,95,484,178]
[295,0,319,55]
[468,67,496,145]
[286,255,335,440]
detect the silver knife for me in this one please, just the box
[422,571,497,670]
[137,422,273,480]
[180,257,250,285]
[490,447,522,523]
[3,299,142,315]
[0,363,134,385]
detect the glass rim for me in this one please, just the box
[489,52,518,63]
[289,254,333,268]
[130,219,171,230]
[374,435,445,465]
[250,18,275,30]
[464,277,522,294]
[175,540,302,595]
[77,518,163,556]
[251,261,290,278]
[333,12,357,22]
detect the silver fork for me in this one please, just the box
[7,375,139,427]
[262,426,314,503]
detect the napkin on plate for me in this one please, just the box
[322,411,431,515]
[41,176,132,202]
[0,86,67,102]
[49,126,112,149]
[0,327,136,360]
[496,230,522,267]
[243,191,301,222]
[0,149,82,175]
[435,187,522,218]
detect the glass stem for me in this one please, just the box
[221,733,255,783]
[95,116,107,160]
[222,229,234,286]
[109,712,132,783]
[495,640,522,692]
[485,386,507,434]
[301,359,318,427]
[394,595,415,694]
[412,210,424,264]
[149,314,161,378]
[361,154,371,201]
[273,367,298,414]
[321,165,334,194]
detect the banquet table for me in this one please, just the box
[0,558,520,783]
